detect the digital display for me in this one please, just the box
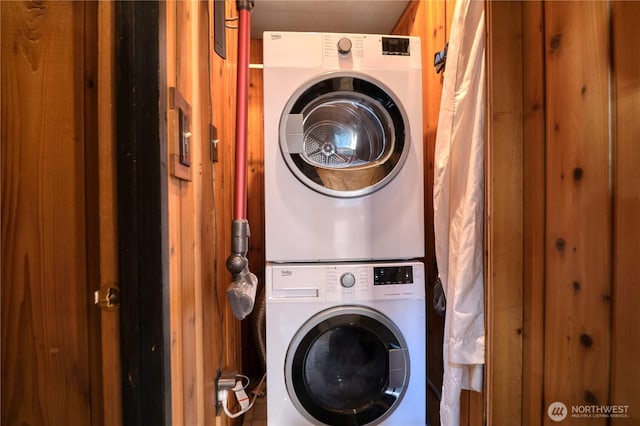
[382,37,410,56]
[373,266,413,285]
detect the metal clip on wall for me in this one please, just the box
[434,42,448,74]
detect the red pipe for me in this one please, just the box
[234,3,252,221]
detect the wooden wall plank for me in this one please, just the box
[166,1,240,424]
[207,3,244,423]
[543,2,611,423]
[96,0,123,423]
[1,1,92,424]
[485,2,524,424]
[165,2,186,423]
[176,1,198,423]
[611,2,640,424]
[522,2,546,424]
[83,1,104,423]
[200,1,222,424]
[444,0,455,42]
[200,1,244,424]
[192,3,209,423]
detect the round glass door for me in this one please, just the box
[285,306,410,425]
[279,73,410,198]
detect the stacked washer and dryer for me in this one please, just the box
[263,31,426,425]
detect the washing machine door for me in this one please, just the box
[279,73,410,198]
[285,306,410,425]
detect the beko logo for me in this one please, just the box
[270,34,282,40]
[280,270,293,277]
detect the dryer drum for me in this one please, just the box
[301,93,394,169]
[280,74,410,198]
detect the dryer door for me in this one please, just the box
[285,306,410,426]
[280,74,410,198]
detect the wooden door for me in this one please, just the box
[1,1,121,424]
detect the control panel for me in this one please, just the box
[268,262,425,301]
[381,37,411,56]
[373,265,414,285]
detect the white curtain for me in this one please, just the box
[432,0,485,424]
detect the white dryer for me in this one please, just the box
[266,261,426,426]
[263,32,424,262]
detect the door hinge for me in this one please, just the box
[94,286,120,311]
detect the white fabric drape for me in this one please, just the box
[433,0,485,424]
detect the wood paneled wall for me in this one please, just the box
[166,2,640,424]
[1,2,100,424]
[163,1,242,424]
[6,1,637,425]
[611,3,640,424]
[485,2,525,423]
[487,2,640,424]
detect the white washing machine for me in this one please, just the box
[266,261,426,425]
[263,32,424,262]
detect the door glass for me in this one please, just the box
[301,93,393,169]
[303,324,387,409]
[280,75,409,198]
[286,309,408,425]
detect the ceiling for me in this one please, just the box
[249,0,410,39]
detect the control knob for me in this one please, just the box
[337,37,352,55]
[340,272,356,288]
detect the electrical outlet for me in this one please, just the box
[214,370,237,411]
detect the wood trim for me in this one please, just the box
[170,154,193,181]
[116,2,170,424]
[485,1,525,424]
[521,2,545,424]
[97,0,123,422]
[84,1,104,424]
[610,3,640,424]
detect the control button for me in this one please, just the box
[340,272,356,288]
[337,37,352,55]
